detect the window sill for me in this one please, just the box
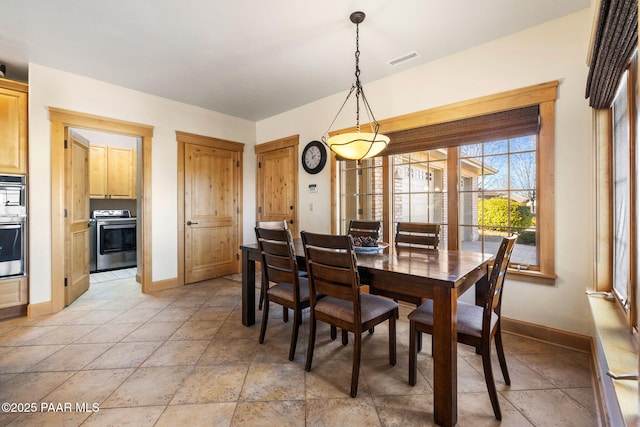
[506,268,556,285]
[588,294,638,426]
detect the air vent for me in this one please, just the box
[387,51,420,67]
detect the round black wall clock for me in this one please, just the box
[302,140,327,174]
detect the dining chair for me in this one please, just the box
[395,222,440,252]
[301,231,398,398]
[369,222,441,351]
[256,220,290,312]
[370,222,441,306]
[255,226,309,361]
[407,234,517,420]
[347,219,381,240]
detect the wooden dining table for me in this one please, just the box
[240,239,493,427]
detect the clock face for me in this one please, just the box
[302,141,327,174]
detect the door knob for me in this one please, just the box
[186,221,199,225]
[289,220,294,224]
[290,205,294,210]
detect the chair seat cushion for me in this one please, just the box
[408,300,497,338]
[315,293,397,324]
[268,277,310,303]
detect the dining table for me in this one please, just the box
[240,239,494,427]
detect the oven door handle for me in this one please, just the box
[0,223,22,229]
[100,223,136,230]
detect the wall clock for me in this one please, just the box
[302,140,327,174]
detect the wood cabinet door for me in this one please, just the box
[0,86,27,174]
[184,142,239,282]
[65,131,91,306]
[256,142,298,236]
[89,145,108,198]
[107,147,135,199]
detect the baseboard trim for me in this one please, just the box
[0,304,27,320]
[502,317,591,352]
[147,277,180,292]
[27,301,53,317]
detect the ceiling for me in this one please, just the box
[0,0,590,121]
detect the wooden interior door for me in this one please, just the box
[256,138,298,236]
[184,142,239,283]
[65,130,91,306]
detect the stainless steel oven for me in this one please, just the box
[90,209,136,272]
[0,217,26,277]
[0,175,27,278]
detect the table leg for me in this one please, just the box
[432,286,457,427]
[475,268,490,306]
[242,248,256,326]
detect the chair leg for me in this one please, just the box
[408,321,417,386]
[289,308,300,361]
[495,329,511,385]
[258,266,265,310]
[342,329,348,345]
[283,306,288,323]
[481,340,502,420]
[351,330,362,397]
[388,313,397,366]
[330,325,337,340]
[305,315,317,372]
[416,332,422,353]
[258,296,270,344]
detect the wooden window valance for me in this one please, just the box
[381,105,540,157]
[586,0,638,108]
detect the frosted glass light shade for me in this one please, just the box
[326,132,389,160]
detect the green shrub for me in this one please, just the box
[517,231,536,245]
[480,198,532,231]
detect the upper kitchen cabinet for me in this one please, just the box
[0,78,28,175]
[90,144,137,199]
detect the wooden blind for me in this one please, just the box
[381,105,540,157]
[586,0,638,108]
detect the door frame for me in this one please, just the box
[176,131,244,286]
[49,107,154,312]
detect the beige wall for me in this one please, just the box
[27,64,256,304]
[256,9,594,335]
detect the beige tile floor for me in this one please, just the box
[0,275,598,426]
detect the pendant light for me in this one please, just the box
[321,11,389,160]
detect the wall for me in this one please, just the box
[28,64,256,304]
[256,9,594,335]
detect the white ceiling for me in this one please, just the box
[0,0,590,121]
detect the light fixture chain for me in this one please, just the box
[354,22,361,132]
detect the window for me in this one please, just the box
[459,136,537,268]
[598,51,638,330]
[392,150,448,248]
[612,70,632,311]
[333,82,557,283]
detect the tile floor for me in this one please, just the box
[0,275,598,426]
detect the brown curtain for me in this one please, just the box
[586,0,638,108]
[382,105,539,157]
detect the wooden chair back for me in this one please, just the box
[485,235,517,321]
[347,220,381,240]
[255,227,300,298]
[300,231,361,315]
[395,222,440,251]
[256,220,288,230]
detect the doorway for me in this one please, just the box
[70,128,139,305]
[49,107,154,313]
